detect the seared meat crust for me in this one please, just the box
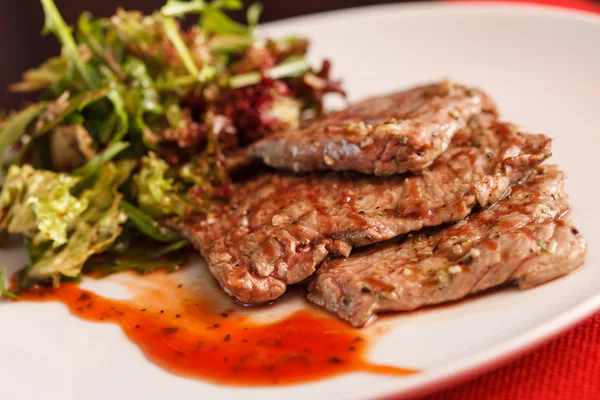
[250,81,497,176]
[308,165,586,327]
[176,115,551,304]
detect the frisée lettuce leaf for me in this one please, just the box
[133,152,187,218]
[0,164,87,247]
[0,161,135,283]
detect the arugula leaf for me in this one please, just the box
[0,267,18,299]
[106,88,129,143]
[80,14,128,82]
[123,57,164,127]
[208,34,252,54]
[123,58,163,111]
[37,90,109,134]
[26,238,52,265]
[161,0,208,17]
[246,2,263,28]
[77,12,106,59]
[201,8,249,36]
[10,57,67,93]
[162,17,203,79]
[162,0,249,38]
[72,141,130,183]
[152,239,190,258]
[0,104,47,167]
[40,0,97,89]
[84,233,190,278]
[210,0,244,9]
[120,200,181,243]
[161,0,243,17]
[229,57,310,89]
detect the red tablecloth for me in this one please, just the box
[447,0,600,13]
[423,313,600,399]
[420,3,600,398]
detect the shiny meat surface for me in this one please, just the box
[175,116,551,304]
[249,81,497,176]
[308,165,587,327]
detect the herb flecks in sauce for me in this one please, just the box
[18,271,416,385]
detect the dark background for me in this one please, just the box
[0,0,411,109]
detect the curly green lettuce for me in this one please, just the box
[133,152,187,218]
[27,161,135,281]
[0,104,47,167]
[0,164,88,247]
[0,161,135,283]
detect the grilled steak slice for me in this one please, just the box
[175,116,551,304]
[249,80,497,176]
[308,165,587,327]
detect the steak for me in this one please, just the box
[249,80,497,176]
[308,165,587,327]
[175,115,551,304]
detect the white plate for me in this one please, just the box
[1,3,600,400]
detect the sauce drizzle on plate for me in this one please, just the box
[18,272,416,385]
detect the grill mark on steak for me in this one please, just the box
[249,80,497,176]
[174,115,551,304]
[307,165,587,327]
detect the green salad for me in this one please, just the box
[0,0,343,295]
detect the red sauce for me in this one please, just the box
[18,272,416,385]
